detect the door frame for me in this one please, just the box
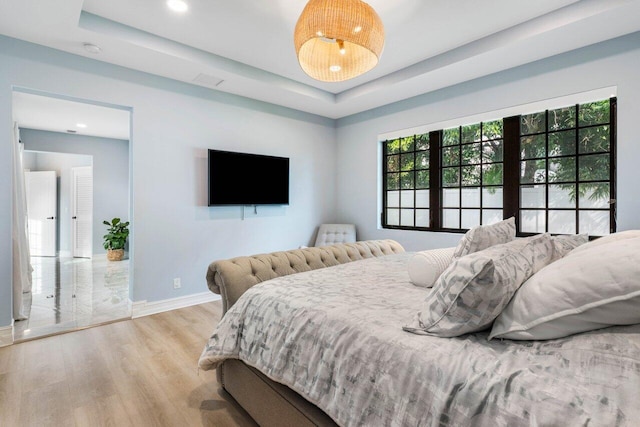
[11,86,134,343]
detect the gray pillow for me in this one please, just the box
[404,233,555,338]
[452,217,516,259]
[550,234,589,261]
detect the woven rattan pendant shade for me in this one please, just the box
[294,0,384,82]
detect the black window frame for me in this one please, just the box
[381,133,432,230]
[439,120,505,232]
[381,97,617,237]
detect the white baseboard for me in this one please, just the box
[0,324,14,347]
[131,292,220,319]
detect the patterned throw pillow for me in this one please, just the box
[550,234,589,261]
[403,233,555,337]
[452,217,516,259]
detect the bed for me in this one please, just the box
[198,233,640,426]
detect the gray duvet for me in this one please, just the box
[198,253,640,427]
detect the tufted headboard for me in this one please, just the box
[207,239,405,314]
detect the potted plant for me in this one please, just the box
[103,217,130,261]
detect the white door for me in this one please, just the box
[25,171,57,257]
[71,166,93,258]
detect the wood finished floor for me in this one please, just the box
[0,301,257,427]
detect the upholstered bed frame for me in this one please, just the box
[206,239,405,426]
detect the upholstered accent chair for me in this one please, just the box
[313,223,356,247]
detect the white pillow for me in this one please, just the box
[407,247,455,288]
[453,217,516,259]
[489,234,640,341]
[568,229,640,256]
[404,234,554,338]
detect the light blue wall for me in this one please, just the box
[21,129,129,255]
[0,50,11,328]
[0,36,337,327]
[335,31,640,252]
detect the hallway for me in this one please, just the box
[14,255,130,341]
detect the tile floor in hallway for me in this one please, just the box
[13,255,131,341]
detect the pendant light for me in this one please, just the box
[294,0,384,82]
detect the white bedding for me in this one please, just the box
[198,253,640,426]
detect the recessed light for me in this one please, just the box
[167,0,188,12]
[83,43,101,54]
[76,123,87,128]
[329,65,341,72]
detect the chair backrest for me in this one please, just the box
[314,224,356,246]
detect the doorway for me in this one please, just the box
[12,89,133,342]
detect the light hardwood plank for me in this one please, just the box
[19,380,74,427]
[20,337,68,394]
[0,371,23,427]
[73,394,133,427]
[0,301,257,427]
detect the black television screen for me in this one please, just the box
[208,149,290,206]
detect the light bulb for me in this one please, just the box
[167,0,188,13]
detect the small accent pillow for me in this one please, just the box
[404,233,554,337]
[489,234,640,341]
[408,247,455,288]
[452,217,516,259]
[550,233,589,261]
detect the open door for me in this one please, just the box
[25,170,57,257]
[71,166,93,258]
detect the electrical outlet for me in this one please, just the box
[173,278,181,289]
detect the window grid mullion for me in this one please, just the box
[382,140,387,227]
[575,104,581,234]
[413,135,417,228]
[429,131,441,229]
[458,126,462,229]
[544,109,550,234]
[479,122,484,224]
[610,98,617,233]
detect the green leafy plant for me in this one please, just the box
[103,218,130,250]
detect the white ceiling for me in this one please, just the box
[13,91,131,140]
[1,0,640,120]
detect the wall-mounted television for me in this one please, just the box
[208,149,290,206]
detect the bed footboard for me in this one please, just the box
[206,239,405,313]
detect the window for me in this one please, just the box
[441,120,504,230]
[381,97,616,236]
[383,134,430,228]
[518,100,614,236]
